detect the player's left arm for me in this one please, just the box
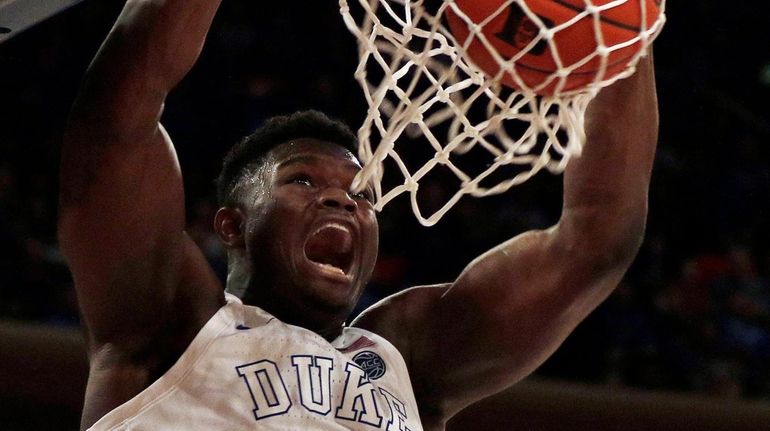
[355,54,658,422]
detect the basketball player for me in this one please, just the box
[59,0,658,429]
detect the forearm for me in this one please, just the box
[560,55,658,254]
[68,0,223,143]
[62,0,222,204]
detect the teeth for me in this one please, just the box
[318,263,346,275]
[312,222,351,236]
[305,221,354,277]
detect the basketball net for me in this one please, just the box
[339,0,666,226]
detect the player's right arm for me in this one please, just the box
[59,0,224,426]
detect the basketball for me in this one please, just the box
[446,0,662,95]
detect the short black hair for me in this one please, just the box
[216,110,359,206]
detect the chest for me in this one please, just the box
[206,327,423,430]
[87,301,426,430]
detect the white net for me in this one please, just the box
[340,0,666,226]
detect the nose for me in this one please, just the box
[318,188,357,213]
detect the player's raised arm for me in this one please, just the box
[59,0,223,359]
[355,54,658,424]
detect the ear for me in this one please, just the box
[214,207,245,247]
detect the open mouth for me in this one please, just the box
[303,222,355,279]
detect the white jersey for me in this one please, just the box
[88,294,424,430]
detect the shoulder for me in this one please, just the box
[350,283,451,361]
[81,290,228,429]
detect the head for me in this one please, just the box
[214,110,379,337]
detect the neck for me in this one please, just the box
[243,285,348,341]
[227,259,349,341]
[225,255,251,298]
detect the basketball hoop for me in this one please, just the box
[339,0,666,226]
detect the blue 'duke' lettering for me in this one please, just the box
[335,362,383,426]
[235,360,292,420]
[236,355,410,429]
[292,355,334,415]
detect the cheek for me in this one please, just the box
[362,213,380,258]
[244,201,282,253]
[264,198,309,245]
[246,201,272,234]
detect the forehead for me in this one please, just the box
[268,138,361,169]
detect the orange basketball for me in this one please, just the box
[446,0,662,95]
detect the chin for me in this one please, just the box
[293,249,363,307]
[297,274,362,314]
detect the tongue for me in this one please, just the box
[305,226,352,268]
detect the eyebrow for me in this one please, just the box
[277,154,361,171]
[277,154,324,168]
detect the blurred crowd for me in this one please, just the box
[1,0,769,404]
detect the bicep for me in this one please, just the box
[407,227,632,418]
[59,125,187,343]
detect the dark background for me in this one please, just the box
[1,0,770,428]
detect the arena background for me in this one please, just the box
[1,0,770,429]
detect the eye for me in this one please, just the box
[288,174,313,187]
[349,189,373,202]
